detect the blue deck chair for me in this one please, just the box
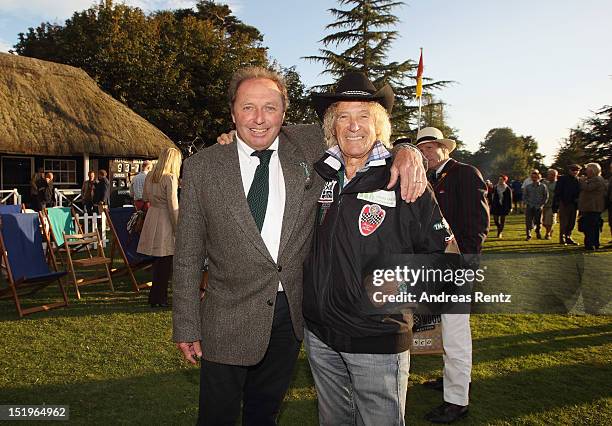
[0,213,68,317]
[0,204,23,214]
[104,206,154,292]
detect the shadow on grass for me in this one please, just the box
[406,362,611,425]
[1,360,608,425]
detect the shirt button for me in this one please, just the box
[267,299,274,306]
[277,265,282,272]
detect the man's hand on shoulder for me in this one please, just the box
[176,341,203,365]
[387,145,427,203]
[217,130,236,145]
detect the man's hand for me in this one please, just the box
[387,147,427,202]
[176,341,203,365]
[217,130,236,145]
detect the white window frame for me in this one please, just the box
[43,159,77,186]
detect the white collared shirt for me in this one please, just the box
[435,158,452,178]
[236,136,286,291]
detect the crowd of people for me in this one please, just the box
[486,163,611,250]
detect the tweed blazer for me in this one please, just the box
[430,158,490,254]
[172,124,325,366]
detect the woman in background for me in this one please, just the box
[137,148,182,307]
[491,175,513,238]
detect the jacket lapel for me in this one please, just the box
[215,142,274,263]
[278,132,306,257]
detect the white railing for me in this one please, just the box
[55,189,84,213]
[0,189,21,205]
[75,212,108,248]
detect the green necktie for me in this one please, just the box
[247,149,274,232]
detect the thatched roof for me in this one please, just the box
[0,53,175,157]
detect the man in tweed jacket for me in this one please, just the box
[172,67,427,425]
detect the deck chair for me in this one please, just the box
[64,230,114,299]
[103,206,153,292]
[104,206,153,291]
[42,207,90,264]
[0,204,24,214]
[0,213,68,318]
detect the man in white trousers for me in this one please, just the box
[417,127,489,423]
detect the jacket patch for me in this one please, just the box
[357,190,396,207]
[319,180,337,203]
[359,204,386,236]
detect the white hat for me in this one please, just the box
[415,127,456,153]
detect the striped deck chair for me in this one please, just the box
[42,207,90,263]
[0,213,68,317]
[103,206,153,292]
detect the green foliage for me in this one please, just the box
[473,128,545,180]
[304,0,450,136]
[273,64,318,125]
[14,0,268,144]
[553,105,612,174]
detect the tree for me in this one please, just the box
[552,105,612,174]
[472,128,534,180]
[14,0,268,144]
[273,65,318,125]
[304,0,450,135]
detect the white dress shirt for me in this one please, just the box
[237,136,286,291]
[435,158,452,178]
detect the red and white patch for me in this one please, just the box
[359,204,386,236]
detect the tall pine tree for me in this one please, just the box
[305,0,449,135]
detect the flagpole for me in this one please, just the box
[418,94,422,131]
[416,47,423,131]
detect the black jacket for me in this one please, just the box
[303,154,453,354]
[490,185,513,216]
[94,177,111,204]
[429,159,489,255]
[553,174,580,210]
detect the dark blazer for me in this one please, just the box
[93,177,110,204]
[172,124,325,366]
[429,158,489,254]
[553,174,580,211]
[490,185,513,216]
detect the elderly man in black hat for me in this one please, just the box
[417,126,489,424]
[302,73,456,425]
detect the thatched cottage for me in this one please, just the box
[0,52,174,206]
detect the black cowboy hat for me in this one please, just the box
[311,72,394,121]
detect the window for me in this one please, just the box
[43,159,77,185]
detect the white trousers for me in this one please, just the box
[441,313,472,406]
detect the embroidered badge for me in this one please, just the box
[319,181,337,203]
[357,190,396,207]
[359,204,386,236]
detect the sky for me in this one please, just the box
[1,0,611,163]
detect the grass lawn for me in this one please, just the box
[0,213,610,424]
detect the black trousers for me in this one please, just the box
[559,201,577,237]
[149,255,172,305]
[493,215,506,233]
[197,292,300,426]
[581,212,602,249]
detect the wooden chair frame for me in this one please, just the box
[41,206,92,266]
[64,230,114,299]
[103,206,153,293]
